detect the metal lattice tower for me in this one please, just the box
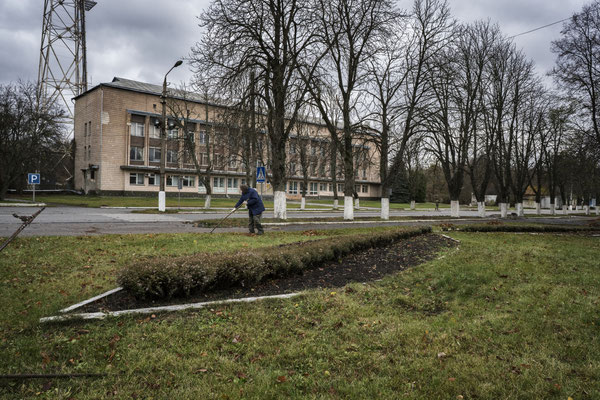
[37,0,97,120]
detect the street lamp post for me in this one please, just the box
[158,60,183,211]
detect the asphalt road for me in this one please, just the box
[0,205,597,237]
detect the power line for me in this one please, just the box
[508,17,570,39]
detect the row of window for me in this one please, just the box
[129,173,196,187]
[130,121,209,144]
[129,173,369,194]
[130,146,178,163]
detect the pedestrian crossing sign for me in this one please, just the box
[256,166,266,183]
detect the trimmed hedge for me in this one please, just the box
[458,224,597,233]
[118,227,431,299]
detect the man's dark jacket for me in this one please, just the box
[235,188,265,216]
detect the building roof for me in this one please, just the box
[74,77,359,132]
[74,77,222,107]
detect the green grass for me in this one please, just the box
[193,215,457,228]
[1,230,599,398]
[4,195,329,210]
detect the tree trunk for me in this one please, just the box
[381,197,389,220]
[450,200,460,218]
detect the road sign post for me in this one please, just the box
[27,173,40,203]
[256,166,266,197]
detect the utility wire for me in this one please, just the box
[508,17,571,39]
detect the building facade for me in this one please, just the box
[73,77,381,198]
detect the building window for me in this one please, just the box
[149,124,161,139]
[200,153,209,165]
[199,131,207,144]
[309,182,318,195]
[182,175,195,187]
[130,146,143,161]
[319,164,326,177]
[227,177,239,189]
[337,183,344,193]
[362,169,367,179]
[129,173,144,185]
[319,183,327,192]
[167,150,178,163]
[289,163,296,176]
[288,181,298,194]
[289,142,296,154]
[185,130,195,142]
[166,175,180,187]
[362,184,368,193]
[168,127,178,139]
[241,178,247,186]
[213,177,225,188]
[148,173,160,186]
[149,147,161,162]
[328,183,333,192]
[131,122,144,137]
[228,156,237,168]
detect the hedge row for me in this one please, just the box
[458,224,596,233]
[118,227,431,299]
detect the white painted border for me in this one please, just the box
[41,292,301,323]
[59,287,123,313]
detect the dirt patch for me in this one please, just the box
[78,233,456,313]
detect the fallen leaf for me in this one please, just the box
[448,377,456,382]
[277,375,287,383]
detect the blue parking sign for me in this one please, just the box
[28,173,40,185]
[256,166,266,183]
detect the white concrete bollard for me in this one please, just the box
[204,194,212,209]
[410,200,416,210]
[300,196,306,210]
[333,199,339,210]
[549,204,555,215]
[562,205,568,215]
[535,202,541,215]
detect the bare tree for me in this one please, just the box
[510,83,545,216]
[307,0,398,220]
[551,1,600,146]
[458,21,502,217]
[192,0,320,219]
[0,81,65,200]
[543,103,573,214]
[165,85,217,208]
[368,0,452,219]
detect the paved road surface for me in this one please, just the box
[0,205,596,237]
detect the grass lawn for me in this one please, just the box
[4,195,329,210]
[192,215,458,228]
[1,229,599,399]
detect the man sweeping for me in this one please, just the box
[233,184,265,235]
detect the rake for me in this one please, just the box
[209,205,241,233]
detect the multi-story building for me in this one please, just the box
[73,77,381,198]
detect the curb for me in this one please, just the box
[0,203,46,207]
[40,292,301,323]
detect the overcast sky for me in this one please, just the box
[0,0,592,91]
